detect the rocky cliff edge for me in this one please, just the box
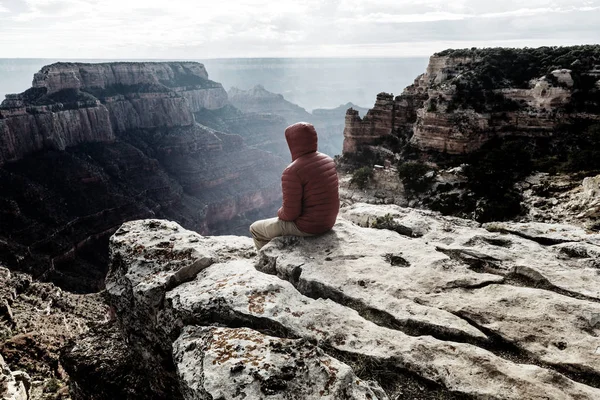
[66,203,600,399]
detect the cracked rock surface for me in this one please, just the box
[91,207,600,399]
[173,326,387,399]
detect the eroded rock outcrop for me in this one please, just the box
[173,326,387,399]
[67,205,600,399]
[0,62,286,292]
[343,46,600,155]
[343,92,417,154]
[0,266,105,399]
[521,173,600,230]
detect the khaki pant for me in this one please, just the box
[249,217,314,250]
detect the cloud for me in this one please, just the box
[346,12,471,23]
[0,0,599,57]
[479,5,600,18]
[342,4,600,24]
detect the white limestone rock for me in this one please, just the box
[483,220,600,245]
[173,326,388,400]
[341,203,600,300]
[258,219,493,342]
[551,69,575,87]
[573,175,600,219]
[164,260,600,400]
[423,284,600,376]
[106,219,254,307]
[258,211,600,381]
[0,355,28,400]
[105,218,254,363]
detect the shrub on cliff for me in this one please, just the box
[344,146,385,168]
[528,122,600,174]
[447,77,522,113]
[398,161,437,195]
[438,45,600,112]
[351,167,373,189]
[564,124,600,172]
[427,98,438,112]
[465,139,532,193]
[372,133,407,155]
[567,74,600,113]
[463,138,532,221]
[428,192,476,216]
[19,87,48,104]
[472,193,523,222]
[436,45,600,87]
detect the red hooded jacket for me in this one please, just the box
[277,122,339,234]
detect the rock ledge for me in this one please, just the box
[73,205,600,399]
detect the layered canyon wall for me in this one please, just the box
[343,46,600,155]
[0,62,230,164]
[0,62,285,292]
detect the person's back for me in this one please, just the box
[280,151,339,234]
[250,122,339,249]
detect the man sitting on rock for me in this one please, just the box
[250,122,339,250]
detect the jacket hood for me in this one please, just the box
[285,122,318,161]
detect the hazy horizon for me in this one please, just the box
[0,57,429,111]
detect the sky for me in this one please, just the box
[0,0,598,58]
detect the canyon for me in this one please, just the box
[2,47,600,400]
[0,62,287,292]
[229,84,368,157]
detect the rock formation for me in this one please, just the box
[343,46,600,156]
[61,322,159,400]
[194,104,291,160]
[228,85,313,124]
[64,204,600,399]
[341,46,600,226]
[1,354,29,400]
[312,102,370,157]
[228,85,368,157]
[173,326,386,399]
[520,173,600,230]
[0,62,287,292]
